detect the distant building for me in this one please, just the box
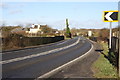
[26,24,52,34]
[11,27,28,34]
[52,29,60,34]
[11,24,60,37]
[26,24,41,34]
[88,31,92,37]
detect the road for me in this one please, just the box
[2,37,92,79]
[51,41,101,78]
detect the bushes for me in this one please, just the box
[2,34,64,50]
[2,34,25,50]
[89,37,108,42]
[108,52,118,67]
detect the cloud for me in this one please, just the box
[0,3,9,9]
[1,3,25,14]
[9,10,22,14]
[1,2,26,10]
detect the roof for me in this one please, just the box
[11,27,28,33]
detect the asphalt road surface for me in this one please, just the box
[51,41,101,78]
[2,36,92,79]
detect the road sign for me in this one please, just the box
[103,11,118,22]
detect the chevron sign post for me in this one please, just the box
[103,11,118,51]
[103,11,119,75]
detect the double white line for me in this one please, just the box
[1,37,80,64]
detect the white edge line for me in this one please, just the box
[36,41,94,79]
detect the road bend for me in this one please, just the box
[2,37,92,78]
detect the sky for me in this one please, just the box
[0,1,119,30]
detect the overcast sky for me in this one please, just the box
[1,1,119,30]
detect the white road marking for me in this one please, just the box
[1,38,80,64]
[56,40,68,45]
[36,40,93,79]
[1,49,27,54]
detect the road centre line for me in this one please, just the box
[56,40,68,45]
[36,40,93,79]
[1,37,80,64]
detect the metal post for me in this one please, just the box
[118,23,120,77]
[118,10,120,77]
[109,22,112,49]
[118,3,120,76]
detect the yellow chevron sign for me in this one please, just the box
[103,11,118,22]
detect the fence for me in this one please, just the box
[22,36,64,46]
[111,37,119,53]
[107,37,119,67]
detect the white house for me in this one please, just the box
[26,24,41,34]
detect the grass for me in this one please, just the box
[65,37,72,40]
[92,42,118,78]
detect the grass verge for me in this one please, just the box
[92,42,118,78]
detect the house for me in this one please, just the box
[26,24,41,34]
[11,27,28,35]
[11,24,59,37]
